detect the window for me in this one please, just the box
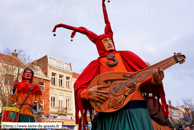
[40,99,44,111]
[59,75,63,87]
[59,95,63,108]
[39,81,45,91]
[4,74,14,86]
[59,100,63,108]
[57,62,61,68]
[66,76,70,88]
[66,99,69,109]
[51,73,56,85]
[65,64,71,70]
[57,62,65,69]
[51,97,55,107]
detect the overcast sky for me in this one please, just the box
[0,0,194,107]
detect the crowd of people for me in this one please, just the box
[173,124,194,130]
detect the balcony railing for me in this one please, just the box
[58,107,67,114]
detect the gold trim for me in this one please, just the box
[3,107,20,112]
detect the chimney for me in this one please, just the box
[12,49,18,57]
[169,100,171,106]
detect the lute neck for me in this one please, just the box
[134,56,177,83]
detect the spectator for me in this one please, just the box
[184,124,193,130]
[92,111,98,130]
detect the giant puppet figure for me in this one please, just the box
[53,0,170,130]
[10,68,42,123]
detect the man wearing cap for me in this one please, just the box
[9,68,42,122]
[53,0,169,130]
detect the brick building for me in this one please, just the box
[34,55,76,129]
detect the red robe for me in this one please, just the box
[74,50,168,128]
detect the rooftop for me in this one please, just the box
[0,53,24,67]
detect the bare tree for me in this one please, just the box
[182,98,194,123]
[0,48,32,120]
[2,48,33,63]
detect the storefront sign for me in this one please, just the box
[45,115,57,119]
[184,115,190,119]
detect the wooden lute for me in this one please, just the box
[88,52,186,112]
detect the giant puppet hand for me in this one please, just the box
[29,102,36,107]
[12,79,18,90]
[88,85,109,103]
[152,68,164,85]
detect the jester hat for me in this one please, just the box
[52,0,115,56]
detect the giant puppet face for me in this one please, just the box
[24,70,33,80]
[102,38,114,52]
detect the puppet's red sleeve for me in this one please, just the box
[80,89,89,100]
[74,59,100,124]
